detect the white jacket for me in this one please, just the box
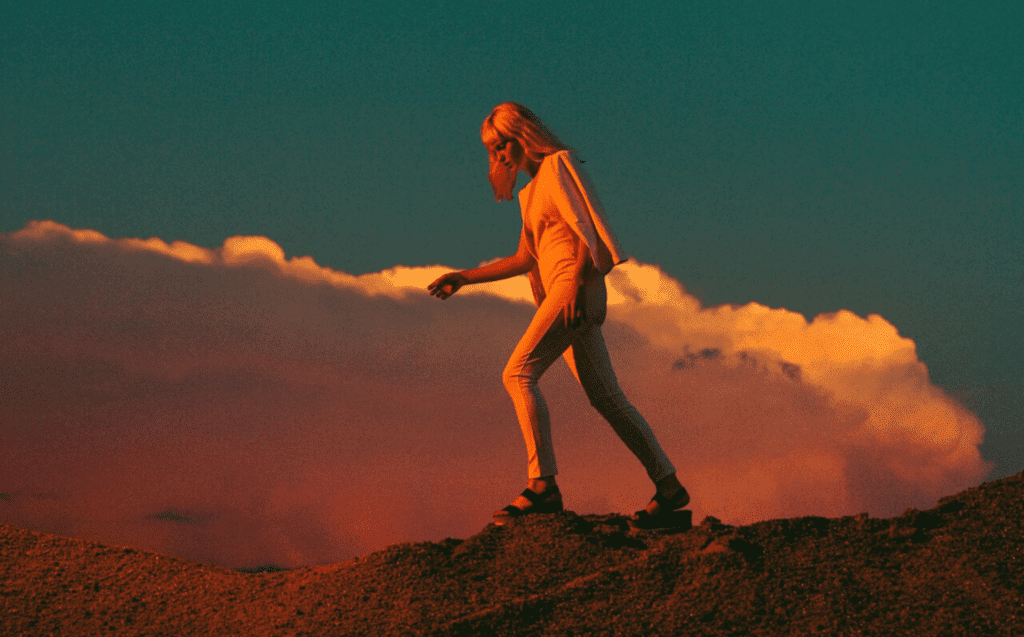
[517,150,627,305]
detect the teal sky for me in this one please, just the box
[2,1,1022,475]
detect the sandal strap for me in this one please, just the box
[519,489,541,504]
[519,488,551,505]
[520,486,561,504]
[651,488,689,513]
[652,492,673,510]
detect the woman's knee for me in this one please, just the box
[587,388,631,416]
[502,361,536,393]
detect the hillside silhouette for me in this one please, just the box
[3,472,1023,635]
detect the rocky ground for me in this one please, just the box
[2,472,1023,636]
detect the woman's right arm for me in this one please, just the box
[428,231,535,300]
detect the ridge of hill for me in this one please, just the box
[2,472,1023,636]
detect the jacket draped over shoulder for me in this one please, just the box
[519,150,627,306]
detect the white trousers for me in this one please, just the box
[502,277,675,481]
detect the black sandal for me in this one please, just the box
[629,487,691,530]
[493,486,563,525]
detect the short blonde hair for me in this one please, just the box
[481,102,572,201]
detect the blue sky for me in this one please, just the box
[2,1,1022,477]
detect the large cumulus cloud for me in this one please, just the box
[0,221,989,567]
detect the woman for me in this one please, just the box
[428,102,688,527]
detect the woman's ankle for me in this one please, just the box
[529,476,558,493]
[655,473,683,497]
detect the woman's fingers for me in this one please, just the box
[569,284,586,328]
[428,274,450,292]
[428,273,462,299]
[564,299,585,329]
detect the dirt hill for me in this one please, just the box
[2,472,1023,636]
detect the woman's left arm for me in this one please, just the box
[563,236,593,328]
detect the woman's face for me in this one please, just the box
[485,133,526,174]
[482,128,525,201]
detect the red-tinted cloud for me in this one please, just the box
[0,221,990,567]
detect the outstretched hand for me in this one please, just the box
[427,271,468,300]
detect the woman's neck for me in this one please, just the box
[523,155,542,179]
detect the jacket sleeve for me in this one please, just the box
[550,151,628,275]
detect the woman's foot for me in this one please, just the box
[646,473,690,516]
[630,473,690,529]
[642,485,690,516]
[492,478,563,525]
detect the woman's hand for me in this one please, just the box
[563,277,587,329]
[427,271,469,300]
[563,236,592,329]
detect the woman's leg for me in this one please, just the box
[502,284,579,479]
[562,323,676,482]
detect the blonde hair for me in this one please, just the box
[481,102,573,201]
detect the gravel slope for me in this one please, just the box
[3,472,1023,636]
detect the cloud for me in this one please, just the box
[0,221,990,567]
